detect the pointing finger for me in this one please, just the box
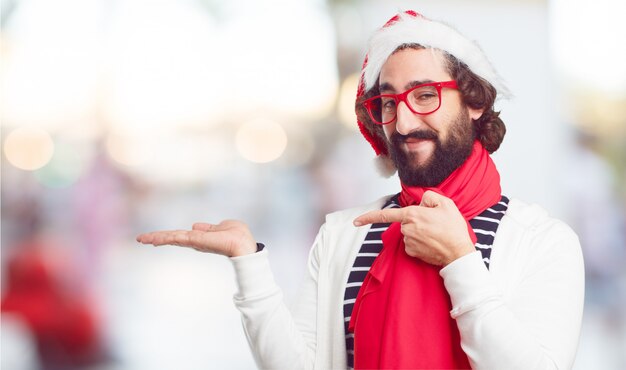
[353,208,405,227]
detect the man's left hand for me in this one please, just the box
[353,190,475,266]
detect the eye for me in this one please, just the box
[415,92,437,101]
[409,86,439,107]
[381,98,396,112]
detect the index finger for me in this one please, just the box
[353,208,406,227]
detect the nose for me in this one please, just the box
[394,101,424,135]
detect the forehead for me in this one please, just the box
[379,48,451,88]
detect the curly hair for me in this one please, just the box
[355,44,506,154]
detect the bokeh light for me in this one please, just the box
[3,127,55,170]
[235,118,288,163]
[338,73,361,130]
[105,131,154,167]
[33,139,94,188]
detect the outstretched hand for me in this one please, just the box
[353,190,475,266]
[136,220,257,257]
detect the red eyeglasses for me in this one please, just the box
[362,80,458,125]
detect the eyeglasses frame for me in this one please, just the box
[363,80,459,125]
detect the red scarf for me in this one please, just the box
[348,141,501,369]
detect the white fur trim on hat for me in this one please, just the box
[363,12,511,99]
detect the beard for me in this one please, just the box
[388,109,476,187]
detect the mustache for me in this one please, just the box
[390,130,438,144]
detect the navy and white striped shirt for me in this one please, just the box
[343,194,510,369]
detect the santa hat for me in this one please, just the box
[356,11,510,175]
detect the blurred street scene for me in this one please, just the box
[2,0,625,369]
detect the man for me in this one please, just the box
[137,11,584,370]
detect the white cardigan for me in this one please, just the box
[230,197,584,370]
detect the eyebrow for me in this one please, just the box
[379,79,435,93]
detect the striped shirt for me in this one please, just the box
[343,194,510,369]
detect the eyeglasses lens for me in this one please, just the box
[367,85,441,125]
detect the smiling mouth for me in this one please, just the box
[403,137,433,144]
[390,131,438,155]
[403,137,435,148]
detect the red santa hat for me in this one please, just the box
[356,10,510,172]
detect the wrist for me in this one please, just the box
[445,240,475,266]
[231,241,258,257]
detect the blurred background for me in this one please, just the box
[1,0,624,369]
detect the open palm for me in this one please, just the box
[136,220,257,257]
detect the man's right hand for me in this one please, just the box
[136,220,258,257]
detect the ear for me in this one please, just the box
[468,107,484,121]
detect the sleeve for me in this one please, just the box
[440,222,584,370]
[229,224,326,370]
